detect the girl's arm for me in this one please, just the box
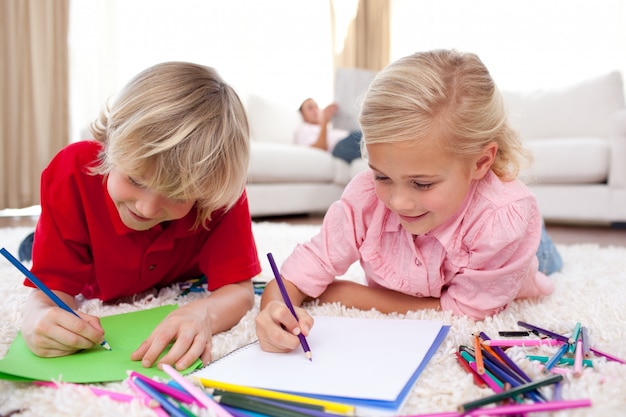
[131,279,254,371]
[317,280,442,314]
[256,278,314,353]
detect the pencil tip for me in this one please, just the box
[102,341,112,351]
[306,352,312,361]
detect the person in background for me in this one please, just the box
[20,62,261,370]
[295,98,363,163]
[256,49,563,354]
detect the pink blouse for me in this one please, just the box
[281,170,554,319]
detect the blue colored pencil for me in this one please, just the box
[266,253,312,361]
[132,377,193,417]
[0,247,111,351]
[544,342,570,373]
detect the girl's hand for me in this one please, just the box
[131,301,213,371]
[255,299,314,353]
[21,290,106,357]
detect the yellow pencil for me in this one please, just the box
[195,377,356,416]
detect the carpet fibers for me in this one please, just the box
[0,223,625,416]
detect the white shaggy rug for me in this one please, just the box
[1,222,625,417]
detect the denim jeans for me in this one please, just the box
[331,131,363,163]
[537,222,563,275]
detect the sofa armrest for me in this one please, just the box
[609,109,626,188]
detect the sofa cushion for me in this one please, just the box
[248,142,352,184]
[523,137,609,184]
[246,95,302,144]
[502,71,624,140]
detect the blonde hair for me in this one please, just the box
[90,62,250,229]
[359,49,531,180]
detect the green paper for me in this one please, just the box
[0,304,201,383]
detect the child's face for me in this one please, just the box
[106,168,195,231]
[366,137,493,236]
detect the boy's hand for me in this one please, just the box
[255,300,314,353]
[131,302,213,371]
[22,291,106,357]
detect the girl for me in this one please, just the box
[21,62,261,370]
[256,49,562,354]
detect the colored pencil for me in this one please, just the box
[473,334,484,374]
[483,338,562,347]
[196,378,356,415]
[581,326,591,357]
[516,321,571,344]
[568,322,582,355]
[132,377,196,417]
[465,398,591,416]
[212,389,325,412]
[221,394,340,417]
[455,350,487,388]
[128,371,199,406]
[267,252,312,361]
[574,340,584,377]
[127,377,170,417]
[0,247,111,351]
[543,342,569,374]
[162,364,233,417]
[526,354,593,367]
[214,393,321,417]
[590,346,626,364]
[538,364,571,375]
[469,362,502,392]
[478,331,532,383]
[497,330,533,337]
[472,348,546,403]
[457,374,563,413]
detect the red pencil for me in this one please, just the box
[455,351,486,388]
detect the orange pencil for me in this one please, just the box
[473,334,485,374]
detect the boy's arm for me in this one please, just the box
[21,289,106,357]
[131,279,255,370]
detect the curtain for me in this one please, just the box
[332,0,390,72]
[0,0,69,210]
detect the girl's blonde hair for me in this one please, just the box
[359,49,531,180]
[90,62,250,229]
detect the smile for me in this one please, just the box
[398,212,427,223]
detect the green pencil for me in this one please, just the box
[457,374,563,413]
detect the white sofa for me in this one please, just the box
[245,70,626,226]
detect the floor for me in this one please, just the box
[2,214,626,247]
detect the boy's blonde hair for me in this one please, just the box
[90,62,250,229]
[359,49,531,180]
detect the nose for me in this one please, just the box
[388,186,417,213]
[133,190,163,219]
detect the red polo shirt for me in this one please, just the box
[27,140,261,302]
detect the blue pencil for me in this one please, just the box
[266,252,312,361]
[0,247,111,351]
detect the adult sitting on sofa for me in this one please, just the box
[295,98,363,163]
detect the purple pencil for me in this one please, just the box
[479,331,532,383]
[467,398,592,416]
[590,346,626,364]
[517,321,572,344]
[267,253,312,361]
